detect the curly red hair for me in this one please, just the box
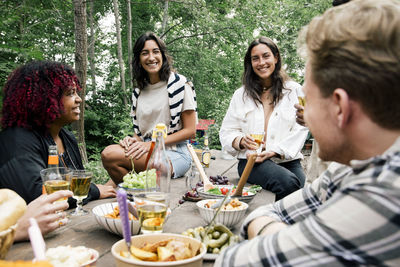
[1,61,81,131]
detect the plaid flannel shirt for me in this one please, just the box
[215,137,400,267]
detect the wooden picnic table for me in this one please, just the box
[5,150,275,266]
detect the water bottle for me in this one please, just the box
[145,123,171,206]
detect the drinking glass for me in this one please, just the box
[138,192,168,234]
[250,131,265,153]
[40,167,72,202]
[70,170,92,216]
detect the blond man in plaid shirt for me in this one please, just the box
[215,0,400,266]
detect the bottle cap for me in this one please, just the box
[152,123,168,139]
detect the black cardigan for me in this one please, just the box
[0,127,100,205]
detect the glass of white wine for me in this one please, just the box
[70,170,92,216]
[40,167,72,202]
[250,131,265,153]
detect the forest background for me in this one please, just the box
[0,0,329,183]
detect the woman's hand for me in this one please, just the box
[240,134,263,151]
[125,140,151,160]
[251,151,277,163]
[119,136,137,150]
[96,184,117,199]
[294,103,306,127]
[14,190,73,241]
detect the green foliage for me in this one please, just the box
[0,0,331,157]
[84,160,110,184]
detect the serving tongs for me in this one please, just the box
[187,143,214,191]
[232,153,257,197]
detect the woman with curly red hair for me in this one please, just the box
[0,61,115,205]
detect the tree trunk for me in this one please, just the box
[113,0,128,106]
[72,0,88,164]
[161,0,169,38]
[127,0,133,91]
[88,0,96,95]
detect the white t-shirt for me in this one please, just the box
[136,80,196,138]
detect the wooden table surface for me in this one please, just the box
[6,152,275,266]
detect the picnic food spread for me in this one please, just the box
[0,189,27,232]
[119,238,198,262]
[45,245,96,267]
[105,205,138,221]
[203,199,245,211]
[181,223,239,254]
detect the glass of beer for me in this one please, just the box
[40,167,72,202]
[250,131,265,153]
[70,170,92,216]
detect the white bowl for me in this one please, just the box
[92,202,141,237]
[196,199,248,228]
[111,233,206,267]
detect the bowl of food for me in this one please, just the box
[92,202,141,237]
[196,184,261,203]
[196,199,248,228]
[45,245,99,267]
[111,233,206,266]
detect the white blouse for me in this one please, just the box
[219,81,308,162]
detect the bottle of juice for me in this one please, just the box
[201,131,211,168]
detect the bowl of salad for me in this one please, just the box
[196,184,262,203]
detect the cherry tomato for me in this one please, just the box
[220,187,229,195]
[242,192,248,196]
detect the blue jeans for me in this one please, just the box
[238,159,305,201]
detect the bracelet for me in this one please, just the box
[257,220,277,236]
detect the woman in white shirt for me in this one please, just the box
[101,32,197,184]
[219,37,308,200]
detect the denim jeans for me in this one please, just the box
[238,158,305,201]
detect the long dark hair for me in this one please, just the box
[1,61,80,131]
[242,36,289,106]
[132,32,173,90]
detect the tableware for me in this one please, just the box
[40,167,72,202]
[92,202,141,237]
[187,144,214,191]
[111,233,206,267]
[0,224,17,259]
[197,185,258,203]
[117,189,133,256]
[118,185,145,202]
[196,199,248,228]
[70,170,92,216]
[250,131,264,148]
[138,200,168,234]
[232,154,257,197]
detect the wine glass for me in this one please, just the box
[250,131,265,153]
[40,167,72,202]
[70,170,92,216]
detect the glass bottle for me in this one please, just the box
[186,161,200,190]
[145,123,171,206]
[48,145,59,168]
[43,145,61,194]
[201,131,211,168]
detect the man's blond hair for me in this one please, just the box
[301,0,400,129]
